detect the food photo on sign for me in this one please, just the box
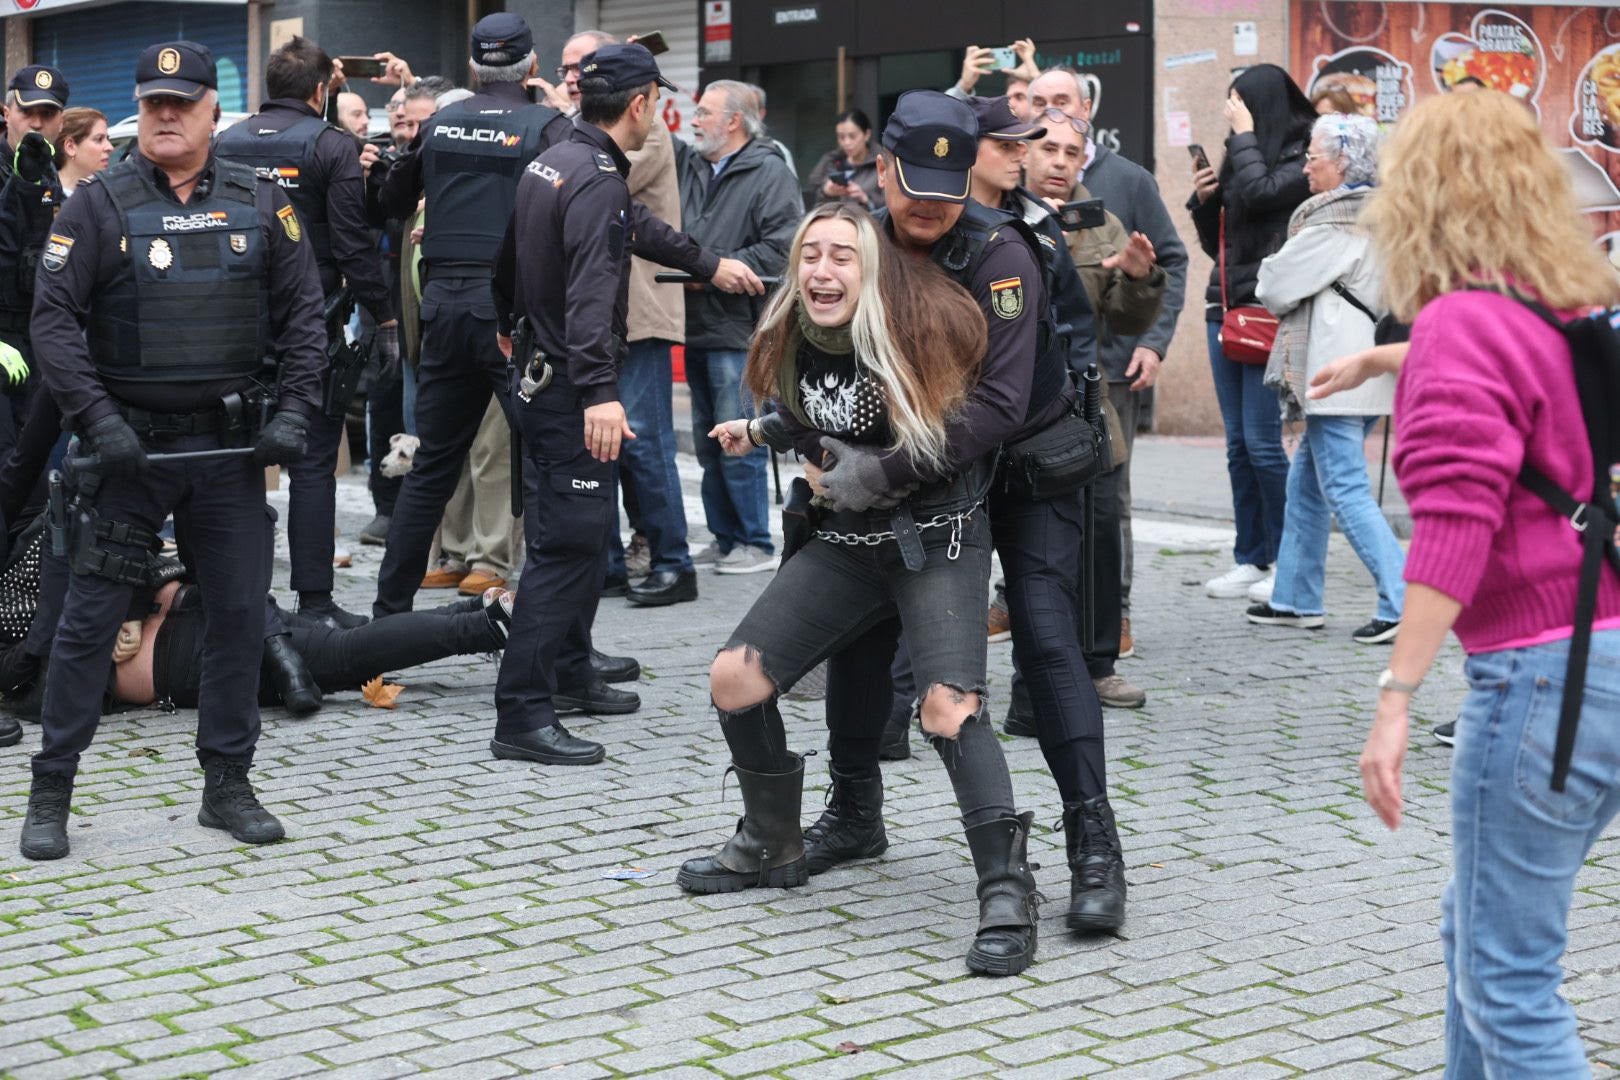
[1291,2,1620,226]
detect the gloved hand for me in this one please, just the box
[0,341,28,387]
[85,414,149,478]
[373,322,401,385]
[14,132,54,185]
[818,436,910,513]
[253,409,309,466]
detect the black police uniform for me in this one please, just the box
[216,98,396,607]
[371,80,570,617]
[490,112,716,752]
[29,148,325,780]
[0,66,70,462]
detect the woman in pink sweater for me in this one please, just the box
[1358,91,1620,1075]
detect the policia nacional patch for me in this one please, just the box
[990,276,1024,320]
[276,204,302,242]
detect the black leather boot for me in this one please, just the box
[802,764,888,875]
[1064,796,1127,933]
[198,758,286,845]
[963,811,1040,976]
[677,755,809,894]
[262,634,321,716]
[19,773,72,860]
[1004,677,1036,737]
[0,712,19,746]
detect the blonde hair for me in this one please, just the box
[747,203,983,471]
[1367,91,1620,321]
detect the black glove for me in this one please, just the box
[374,323,401,386]
[254,409,309,467]
[85,414,149,478]
[14,132,54,185]
[817,436,913,513]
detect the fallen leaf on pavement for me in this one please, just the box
[835,1042,866,1054]
[128,747,160,758]
[361,676,403,709]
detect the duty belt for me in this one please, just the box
[422,261,493,282]
[117,404,225,437]
[0,309,28,335]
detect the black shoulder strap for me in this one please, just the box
[213,159,260,206]
[1503,291,1620,791]
[1329,280,1377,323]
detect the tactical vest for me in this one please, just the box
[931,201,1069,424]
[420,96,558,265]
[86,160,270,383]
[214,113,333,280]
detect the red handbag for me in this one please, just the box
[1217,209,1277,365]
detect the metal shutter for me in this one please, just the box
[31,1,249,122]
[597,0,699,140]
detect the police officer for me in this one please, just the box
[17,42,325,861]
[370,13,570,619]
[489,43,760,765]
[216,36,398,629]
[0,66,69,462]
[807,91,1130,936]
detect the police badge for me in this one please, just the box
[229,233,248,254]
[990,276,1023,320]
[148,237,174,271]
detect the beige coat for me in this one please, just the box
[625,120,685,344]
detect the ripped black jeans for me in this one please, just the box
[721,504,1016,829]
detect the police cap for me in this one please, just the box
[8,66,67,110]
[471,13,533,64]
[135,41,216,101]
[880,90,978,204]
[970,95,1046,141]
[577,44,677,95]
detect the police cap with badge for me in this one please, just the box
[880,90,978,203]
[134,41,217,102]
[575,43,678,96]
[8,66,67,110]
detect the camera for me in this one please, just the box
[1057,198,1107,232]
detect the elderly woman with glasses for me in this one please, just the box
[1246,112,1405,643]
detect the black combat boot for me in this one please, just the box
[1003,677,1036,738]
[198,758,286,845]
[677,754,810,894]
[1064,795,1127,932]
[0,712,20,747]
[802,764,888,875]
[19,773,73,860]
[262,634,321,716]
[963,811,1040,976]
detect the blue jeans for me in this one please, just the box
[687,347,772,553]
[1443,632,1620,1077]
[1206,321,1288,567]
[1271,415,1406,621]
[612,339,692,574]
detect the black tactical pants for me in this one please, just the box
[373,278,510,616]
[32,433,268,778]
[285,409,344,595]
[493,369,612,737]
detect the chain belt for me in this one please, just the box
[814,504,978,562]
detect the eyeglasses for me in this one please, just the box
[1304,151,1332,164]
[693,106,733,121]
[387,98,406,112]
[555,63,581,82]
[1037,107,1089,135]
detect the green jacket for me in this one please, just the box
[1065,183,1166,344]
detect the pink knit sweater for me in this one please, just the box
[1393,289,1620,654]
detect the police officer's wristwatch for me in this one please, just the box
[1377,668,1421,695]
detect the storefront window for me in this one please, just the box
[760,59,838,190]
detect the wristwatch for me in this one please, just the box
[1378,668,1421,695]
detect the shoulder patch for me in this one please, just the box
[276,204,302,243]
[42,233,72,272]
[989,276,1024,320]
[595,151,618,173]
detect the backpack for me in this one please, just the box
[1503,296,1620,791]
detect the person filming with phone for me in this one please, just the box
[806,109,883,211]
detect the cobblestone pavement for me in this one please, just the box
[3,445,1619,1079]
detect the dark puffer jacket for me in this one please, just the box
[1187,131,1310,319]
